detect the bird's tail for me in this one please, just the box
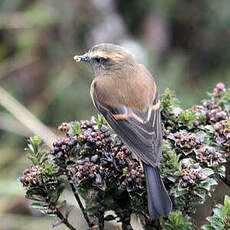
[143,163,172,219]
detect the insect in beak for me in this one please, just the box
[74,53,89,62]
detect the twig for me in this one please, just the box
[0,112,31,136]
[115,208,133,230]
[55,208,77,230]
[0,86,58,148]
[67,174,92,227]
[98,208,104,230]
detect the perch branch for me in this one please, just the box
[55,208,77,230]
[67,174,92,227]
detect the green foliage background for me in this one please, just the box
[0,0,230,229]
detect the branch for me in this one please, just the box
[97,208,104,230]
[0,86,58,148]
[55,208,77,230]
[67,174,92,227]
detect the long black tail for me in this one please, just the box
[143,163,172,219]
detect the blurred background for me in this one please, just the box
[0,0,230,229]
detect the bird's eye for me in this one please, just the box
[94,56,107,65]
[95,57,101,63]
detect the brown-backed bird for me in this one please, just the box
[74,43,172,219]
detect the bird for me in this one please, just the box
[74,43,172,219]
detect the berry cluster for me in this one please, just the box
[77,120,145,192]
[51,137,78,159]
[58,122,69,133]
[192,101,227,126]
[195,146,224,167]
[203,101,227,122]
[51,118,146,193]
[51,120,114,160]
[166,130,201,154]
[78,120,114,149]
[211,82,226,98]
[191,105,206,127]
[118,147,145,192]
[72,145,145,192]
[180,162,207,188]
[70,158,105,189]
[213,118,230,145]
[19,165,41,187]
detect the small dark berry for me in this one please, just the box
[193,163,199,169]
[91,155,99,163]
[57,151,63,157]
[101,125,108,133]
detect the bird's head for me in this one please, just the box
[74,43,136,76]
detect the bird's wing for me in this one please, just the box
[91,83,162,167]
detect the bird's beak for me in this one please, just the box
[74,53,89,62]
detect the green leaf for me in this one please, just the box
[160,89,181,113]
[193,190,206,200]
[71,122,82,136]
[201,225,216,230]
[171,186,187,197]
[214,165,226,177]
[163,210,194,230]
[27,144,36,156]
[223,195,230,216]
[227,119,230,129]
[96,115,107,128]
[199,178,217,191]
[37,151,46,162]
[224,195,230,208]
[28,156,39,165]
[31,202,46,209]
[201,168,214,177]
[201,195,230,230]
[27,136,43,157]
[213,207,223,218]
[179,110,196,124]
[203,125,214,133]
[32,135,42,148]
